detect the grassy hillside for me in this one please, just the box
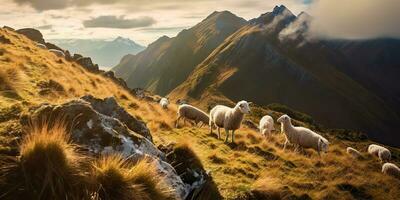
[1,28,400,200]
[152,104,400,199]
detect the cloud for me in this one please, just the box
[308,0,400,39]
[36,24,52,30]
[14,0,69,11]
[83,15,156,29]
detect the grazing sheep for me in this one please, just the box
[277,114,329,156]
[382,163,400,179]
[176,104,209,128]
[259,115,275,138]
[35,42,47,49]
[346,147,363,159]
[209,100,251,143]
[160,97,169,109]
[49,49,65,57]
[368,144,391,162]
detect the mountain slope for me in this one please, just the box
[112,11,247,95]
[169,6,400,146]
[50,37,145,68]
[323,39,400,114]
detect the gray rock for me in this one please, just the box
[16,28,45,44]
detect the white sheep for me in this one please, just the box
[209,100,251,143]
[49,49,65,57]
[346,147,363,159]
[259,115,275,138]
[382,163,400,179]
[176,104,209,128]
[159,97,169,109]
[35,42,47,49]
[277,114,329,156]
[368,144,391,162]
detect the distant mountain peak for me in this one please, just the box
[113,36,140,47]
[272,5,290,15]
[250,5,296,29]
[204,10,241,22]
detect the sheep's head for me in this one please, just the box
[277,115,290,124]
[319,138,329,153]
[236,100,251,114]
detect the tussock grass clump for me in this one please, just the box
[171,142,203,170]
[0,66,20,92]
[91,154,174,200]
[19,121,84,199]
[249,175,286,200]
[0,121,86,199]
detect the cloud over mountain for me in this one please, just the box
[83,16,156,29]
[309,0,400,39]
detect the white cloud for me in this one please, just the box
[83,16,156,29]
[308,0,400,39]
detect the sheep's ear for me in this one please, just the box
[248,102,253,105]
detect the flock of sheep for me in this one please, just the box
[159,98,400,179]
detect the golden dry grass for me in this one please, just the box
[152,124,400,199]
[91,154,174,200]
[0,120,87,199]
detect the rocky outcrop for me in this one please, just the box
[16,28,45,44]
[102,71,128,88]
[76,57,99,72]
[19,96,206,199]
[80,95,151,141]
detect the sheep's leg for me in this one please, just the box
[209,121,213,134]
[175,116,181,128]
[294,145,299,152]
[217,128,221,139]
[231,130,235,143]
[283,139,288,150]
[224,128,229,143]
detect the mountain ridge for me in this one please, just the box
[50,37,145,68]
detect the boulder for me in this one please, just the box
[76,57,98,72]
[3,26,15,31]
[45,42,64,52]
[102,71,128,88]
[16,28,45,44]
[35,42,47,49]
[49,49,65,57]
[73,53,83,61]
[80,95,151,141]
[19,96,194,199]
[64,50,73,61]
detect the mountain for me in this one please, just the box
[113,6,400,147]
[113,11,247,95]
[50,37,145,68]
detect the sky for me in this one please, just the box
[1,0,399,45]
